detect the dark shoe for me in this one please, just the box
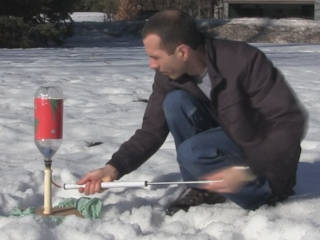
[165,187,226,216]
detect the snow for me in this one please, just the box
[0,13,320,240]
[70,12,107,22]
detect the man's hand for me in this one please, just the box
[201,166,256,193]
[77,164,119,195]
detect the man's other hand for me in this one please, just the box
[201,166,256,193]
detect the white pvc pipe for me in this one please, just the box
[64,181,146,190]
[64,180,223,190]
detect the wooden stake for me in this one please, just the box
[36,162,81,217]
[43,167,52,215]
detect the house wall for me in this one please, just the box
[315,0,320,20]
[224,0,317,19]
[225,0,314,3]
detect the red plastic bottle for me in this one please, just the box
[34,86,63,162]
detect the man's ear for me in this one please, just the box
[175,44,190,61]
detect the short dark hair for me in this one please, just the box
[141,9,204,54]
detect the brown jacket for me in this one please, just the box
[108,38,307,200]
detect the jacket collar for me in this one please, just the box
[170,74,210,103]
[166,38,225,104]
[204,38,225,89]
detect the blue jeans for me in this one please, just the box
[163,90,271,210]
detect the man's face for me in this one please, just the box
[143,34,186,80]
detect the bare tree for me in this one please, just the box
[114,0,225,20]
[115,0,140,20]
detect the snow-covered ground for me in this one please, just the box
[0,13,320,240]
[70,12,107,22]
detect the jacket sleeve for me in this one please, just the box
[107,72,169,178]
[241,49,308,198]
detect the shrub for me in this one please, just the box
[0,0,76,48]
[0,16,72,48]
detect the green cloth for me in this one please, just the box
[10,197,103,220]
[57,197,102,219]
[11,207,35,216]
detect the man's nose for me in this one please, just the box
[149,59,158,69]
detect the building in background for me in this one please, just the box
[223,0,320,20]
[316,0,320,19]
